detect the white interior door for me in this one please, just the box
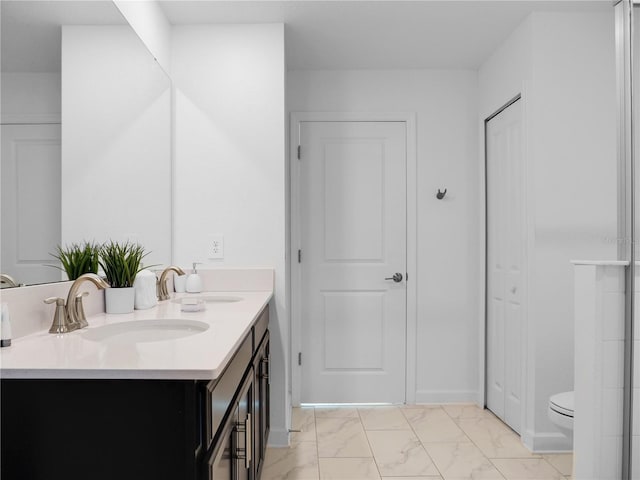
[486,100,523,433]
[1,124,62,285]
[299,121,407,404]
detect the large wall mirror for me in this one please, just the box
[1,0,172,288]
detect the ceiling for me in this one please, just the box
[1,0,612,73]
[159,0,613,70]
[1,1,126,72]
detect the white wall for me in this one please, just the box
[479,11,617,451]
[1,73,60,120]
[530,11,617,451]
[288,69,480,403]
[114,0,172,75]
[61,26,172,267]
[171,24,288,445]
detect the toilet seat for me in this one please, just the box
[548,391,574,436]
[549,391,574,418]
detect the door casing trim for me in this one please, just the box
[289,112,417,406]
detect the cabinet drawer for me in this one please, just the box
[253,306,269,350]
[205,333,252,450]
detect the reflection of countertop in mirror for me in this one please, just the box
[0,290,272,380]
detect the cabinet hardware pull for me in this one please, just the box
[246,413,252,468]
[261,357,269,380]
[236,416,250,468]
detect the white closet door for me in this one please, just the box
[486,100,523,433]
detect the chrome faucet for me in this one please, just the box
[158,266,185,301]
[0,274,18,288]
[66,273,109,328]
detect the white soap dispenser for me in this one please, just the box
[185,262,203,293]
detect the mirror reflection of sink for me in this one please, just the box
[82,319,209,345]
[171,295,243,304]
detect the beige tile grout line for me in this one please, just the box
[400,405,459,480]
[437,405,569,480]
[357,406,384,480]
[440,405,508,469]
[313,407,321,480]
[311,407,382,479]
[302,404,570,480]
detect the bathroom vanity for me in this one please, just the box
[0,292,271,480]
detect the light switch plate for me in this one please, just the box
[208,234,224,259]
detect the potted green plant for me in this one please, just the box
[51,241,100,280]
[99,241,149,314]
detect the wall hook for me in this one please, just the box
[436,188,447,200]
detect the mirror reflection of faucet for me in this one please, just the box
[0,274,18,288]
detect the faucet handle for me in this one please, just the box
[44,297,65,306]
[74,292,90,329]
[44,297,77,334]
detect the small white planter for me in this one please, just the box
[105,287,135,314]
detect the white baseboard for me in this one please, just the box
[521,429,573,453]
[267,427,290,447]
[414,390,478,404]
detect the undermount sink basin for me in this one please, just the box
[82,319,209,344]
[171,294,243,304]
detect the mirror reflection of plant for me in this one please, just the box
[99,241,151,288]
[50,241,100,280]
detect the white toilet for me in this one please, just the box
[548,391,574,440]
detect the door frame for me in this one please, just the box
[481,92,532,442]
[290,112,417,406]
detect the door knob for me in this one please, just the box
[385,273,403,283]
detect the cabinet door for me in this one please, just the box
[262,336,270,445]
[208,424,234,480]
[205,370,254,480]
[235,370,254,480]
[253,333,270,479]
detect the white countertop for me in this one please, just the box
[0,291,272,380]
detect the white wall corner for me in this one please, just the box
[268,427,291,448]
[522,429,573,454]
[113,0,172,74]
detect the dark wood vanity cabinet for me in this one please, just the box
[0,305,270,480]
[206,369,254,480]
[203,308,270,480]
[253,331,270,479]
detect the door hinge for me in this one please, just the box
[298,352,302,365]
[298,249,302,263]
[297,145,301,160]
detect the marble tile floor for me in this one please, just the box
[262,404,573,480]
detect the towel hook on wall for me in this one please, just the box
[436,188,447,200]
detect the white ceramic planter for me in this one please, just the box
[105,287,135,314]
